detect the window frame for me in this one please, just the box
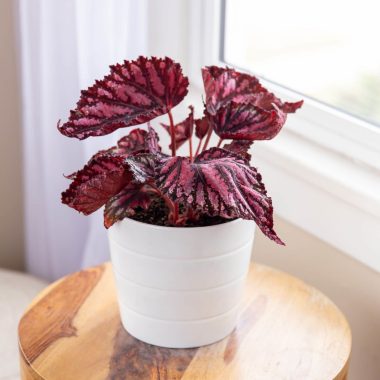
[182,0,380,271]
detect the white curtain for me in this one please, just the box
[18,0,149,280]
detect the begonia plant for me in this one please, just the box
[59,56,303,244]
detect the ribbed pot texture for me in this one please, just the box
[108,218,255,348]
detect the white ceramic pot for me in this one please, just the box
[108,218,255,348]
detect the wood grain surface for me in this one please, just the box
[18,262,351,380]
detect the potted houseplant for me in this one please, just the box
[59,56,302,348]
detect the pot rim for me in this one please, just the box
[115,216,246,232]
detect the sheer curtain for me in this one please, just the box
[18,0,148,280]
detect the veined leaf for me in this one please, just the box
[202,66,303,115]
[125,154,156,183]
[111,126,162,157]
[202,66,262,115]
[223,140,253,161]
[116,128,148,155]
[62,155,130,215]
[156,147,283,244]
[209,102,286,141]
[58,56,189,139]
[104,183,152,228]
[147,124,162,154]
[62,152,156,216]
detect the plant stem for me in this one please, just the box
[216,138,223,148]
[168,109,176,156]
[201,127,213,153]
[194,137,203,157]
[189,137,193,161]
[144,183,179,225]
[186,205,199,222]
[189,106,194,162]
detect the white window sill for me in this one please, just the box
[254,127,380,272]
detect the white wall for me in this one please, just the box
[0,0,24,270]
[254,216,380,380]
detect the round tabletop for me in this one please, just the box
[18,262,351,380]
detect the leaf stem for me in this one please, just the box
[188,106,194,162]
[168,109,176,156]
[144,183,179,225]
[201,127,213,153]
[194,137,203,157]
[216,138,223,148]
[189,137,193,162]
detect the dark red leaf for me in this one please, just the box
[156,147,283,244]
[62,149,157,216]
[202,66,303,116]
[65,127,160,180]
[195,115,210,139]
[252,91,304,114]
[58,56,189,139]
[209,101,286,141]
[103,152,161,228]
[62,155,130,215]
[146,124,162,154]
[104,183,152,228]
[223,140,253,161]
[202,66,262,115]
[125,154,156,183]
[279,100,303,113]
[116,128,148,155]
[161,106,194,150]
[64,148,119,180]
[116,126,162,156]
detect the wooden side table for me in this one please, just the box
[18,262,351,380]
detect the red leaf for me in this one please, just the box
[116,128,148,155]
[223,140,253,161]
[209,101,287,141]
[58,56,189,139]
[116,126,162,156]
[125,154,156,183]
[202,66,262,115]
[104,183,152,228]
[253,92,304,114]
[66,127,161,180]
[195,115,210,139]
[161,106,194,149]
[156,148,283,244]
[202,66,303,116]
[147,124,162,154]
[103,152,161,228]
[62,155,130,215]
[62,149,157,216]
[279,100,303,113]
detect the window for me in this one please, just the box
[204,0,380,271]
[222,0,380,128]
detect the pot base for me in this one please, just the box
[119,303,238,348]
